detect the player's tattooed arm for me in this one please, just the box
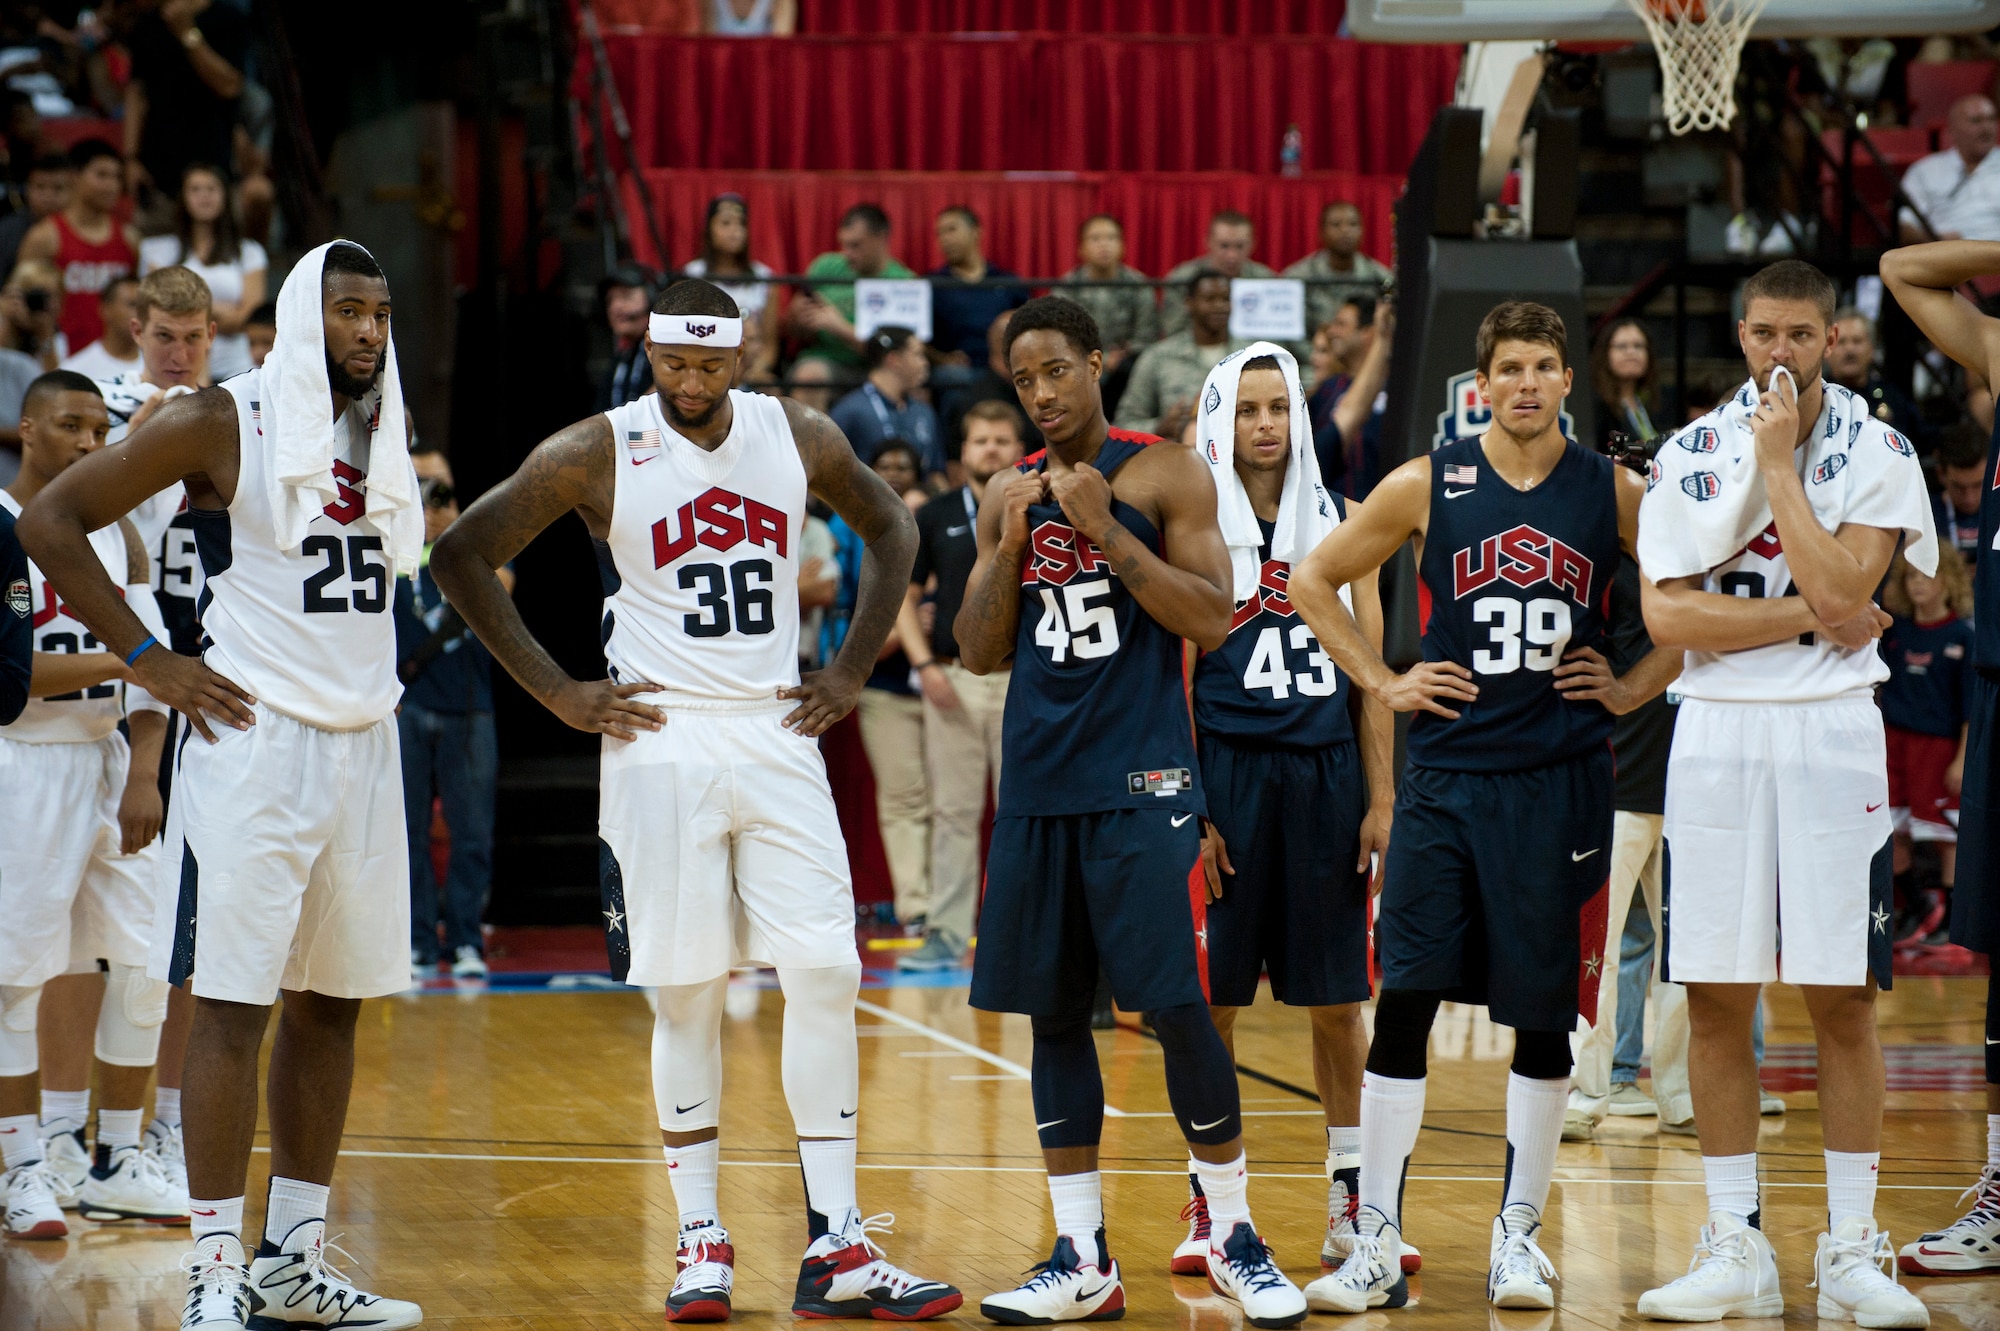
[953,464,1037,674]
[785,397,917,734]
[434,416,663,742]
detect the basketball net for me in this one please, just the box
[1627,0,1771,135]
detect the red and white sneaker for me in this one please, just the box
[793,1213,962,1320]
[667,1225,734,1322]
[3,1161,67,1239]
[1321,1159,1360,1270]
[980,1234,1124,1324]
[1899,1164,2000,1275]
[1171,1176,1211,1276]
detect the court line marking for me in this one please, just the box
[853,998,1131,1117]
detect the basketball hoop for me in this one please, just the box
[1628,0,1772,135]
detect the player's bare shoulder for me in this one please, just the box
[1115,433,1209,518]
[781,395,857,476]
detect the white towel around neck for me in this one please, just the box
[1195,341,1345,607]
[262,240,422,577]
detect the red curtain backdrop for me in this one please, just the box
[795,0,1349,34]
[623,168,1404,279]
[592,35,1459,176]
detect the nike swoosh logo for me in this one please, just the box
[1191,1116,1229,1131]
[191,1207,217,1216]
[840,1109,857,1118]
[1866,801,1883,812]
[675,1100,708,1115]
[1171,814,1193,828]
[946,525,971,536]
[632,456,655,465]
[1444,488,1473,498]
[1036,1118,1067,1131]
[1075,1281,1114,1303]
[1571,849,1600,861]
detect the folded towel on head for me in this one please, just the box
[262,240,421,577]
[1195,340,1346,608]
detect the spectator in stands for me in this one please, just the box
[19,138,135,355]
[244,299,275,368]
[928,206,1026,370]
[1591,317,1659,448]
[0,153,67,287]
[1311,297,1394,500]
[137,162,266,381]
[1116,271,1249,439]
[0,271,52,456]
[681,193,779,385]
[2,259,63,371]
[120,0,247,224]
[786,356,838,413]
[1824,306,1933,454]
[58,274,140,380]
[831,325,944,477]
[793,202,914,369]
[1937,421,1991,571]
[704,0,797,33]
[1284,201,1394,351]
[1159,210,1273,339]
[596,263,655,412]
[1900,94,2000,243]
[396,473,512,981]
[895,400,1025,971]
[1055,214,1156,417]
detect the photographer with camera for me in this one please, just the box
[0,260,65,464]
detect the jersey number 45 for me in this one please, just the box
[1034,579,1119,663]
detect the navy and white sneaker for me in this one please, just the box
[1205,1223,1306,1329]
[981,1233,1124,1324]
[666,1224,734,1322]
[1321,1157,1360,1269]
[1487,1204,1556,1309]
[39,1125,89,1210]
[1303,1207,1409,1314]
[181,1233,252,1329]
[793,1212,962,1319]
[1900,1165,2000,1275]
[245,1220,422,1329]
[1171,1176,1211,1275]
[79,1142,189,1223]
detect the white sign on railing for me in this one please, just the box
[1228,278,1308,341]
[855,279,934,342]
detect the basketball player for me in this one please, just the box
[0,501,26,726]
[1635,259,1932,1326]
[955,297,1306,1328]
[429,278,960,1323]
[19,241,423,1330]
[1293,301,1667,1313]
[1880,241,2000,1279]
[0,371,182,1238]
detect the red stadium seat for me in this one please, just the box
[1907,60,1997,134]
[1819,126,1935,241]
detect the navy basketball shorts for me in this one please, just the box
[1951,669,2000,953]
[1375,747,1615,1032]
[971,808,1206,1017]
[1198,734,1371,1009]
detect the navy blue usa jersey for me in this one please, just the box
[1192,508,1354,751]
[0,507,30,724]
[1882,613,1976,739]
[1408,436,1619,772]
[1979,417,2000,670]
[997,430,1204,816]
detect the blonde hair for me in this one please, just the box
[1883,548,1976,620]
[134,265,213,327]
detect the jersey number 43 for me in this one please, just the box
[1242,623,1338,698]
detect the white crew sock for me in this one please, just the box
[798,1137,859,1239]
[1048,1170,1105,1269]
[191,1195,244,1242]
[263,1177,330,1247]
[1327,1124,1361,1158]
[154,1086,182,1131]
[1502,1073,1569,1218]
[1195,1153,1251,1242]
[1703,1153,1759,1224]
[0,1114,41,1168]
[663,1139,721,1233]
[39,1089,88,1134]
[96,1108,142,1151]
[1987,1114,2000,1170]
[1826,1150,1881,1229]
[1359,1074,1426,1229]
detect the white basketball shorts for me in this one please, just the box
[0,733,156,988]
[1663,694,1894,988]
[151,704,410,1004]
[599,699,858,987]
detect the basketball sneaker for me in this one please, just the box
[39,1124,88,1209]
[1487,1204,1557,1310]
[78,1142,188,1223]
[1898,1165,2000,1274]
[2,1160,68,1239]
[451,946,487,980]
[979,1233,1124,1324]
[1171,1175,1210,1275]
[147,1119,190,1197]
[1635,1211,1783,1321]
[1302,1207,1408,1314]
[666,1224,734,1322]
[1814,1218,1930,1328]
[1206,1222,1306,1329]
[245,1219,423,1330]
[181,1233,251,1330]
[1321,1158,1359,1269]
[792,1212,962,1319]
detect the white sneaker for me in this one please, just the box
[147,1119,190,1198]
[1321,1156,1360,1269]
[450,946,487,980]
[1487,1204,1557,1310]
[1206,1221,1306,1329]
[1899,1165,2000,1275]
[1303,1207,1408,1314]
[181,1233,251,1329]
[246,1220,423,1329]
[1759,1092,1786,1116]
[2,1161,68,1239]
[1814,1217,1930,1329]
[980,1234,1124,1324]
[1561,1107,1595,1143]
[79,1143,189,1223]
[39,1125,88,1209]
[793,1212,961,1319]
[665,1223,734,1322]
[1172,1176,1211,1275]
[1637,1211,1783,1321]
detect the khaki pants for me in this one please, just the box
[858,689,930,923]
[1570,810,1693,1124]
[922,664,1008,947]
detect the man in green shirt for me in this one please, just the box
[1115,272,1250,439]
[1284,201,1394,349]
[1158,211,1274,340]
[791,203,915,369]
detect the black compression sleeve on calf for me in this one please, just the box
[1150,1002,1241,1146]
[1988,975,2000,1086]
[1511,1028,1574,1080]
[1365,988,1445,1080]
[1030,1009,1105,1150]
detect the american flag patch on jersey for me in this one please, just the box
[1443,463,1477,485]
[627,429,661,464]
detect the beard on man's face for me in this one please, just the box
[663,395,725,430]
[326,350,383,401]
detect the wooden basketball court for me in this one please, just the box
[5,974,1997,1330]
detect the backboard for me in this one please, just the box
[1348,0,2000,42]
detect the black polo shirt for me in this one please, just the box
[911,486,981,661]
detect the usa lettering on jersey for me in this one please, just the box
[1022,520,1109,585]
[1450,524,1595,605]
[1022,519,1119,663]
[651,486,788,568]
[1230,559,1295,630]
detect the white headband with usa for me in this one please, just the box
[649,313,743,348]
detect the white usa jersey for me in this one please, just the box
[0,489,131,743]
[599,391,804,702]
[197,370,403,729]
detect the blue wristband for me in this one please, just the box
[124,634,160,667]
